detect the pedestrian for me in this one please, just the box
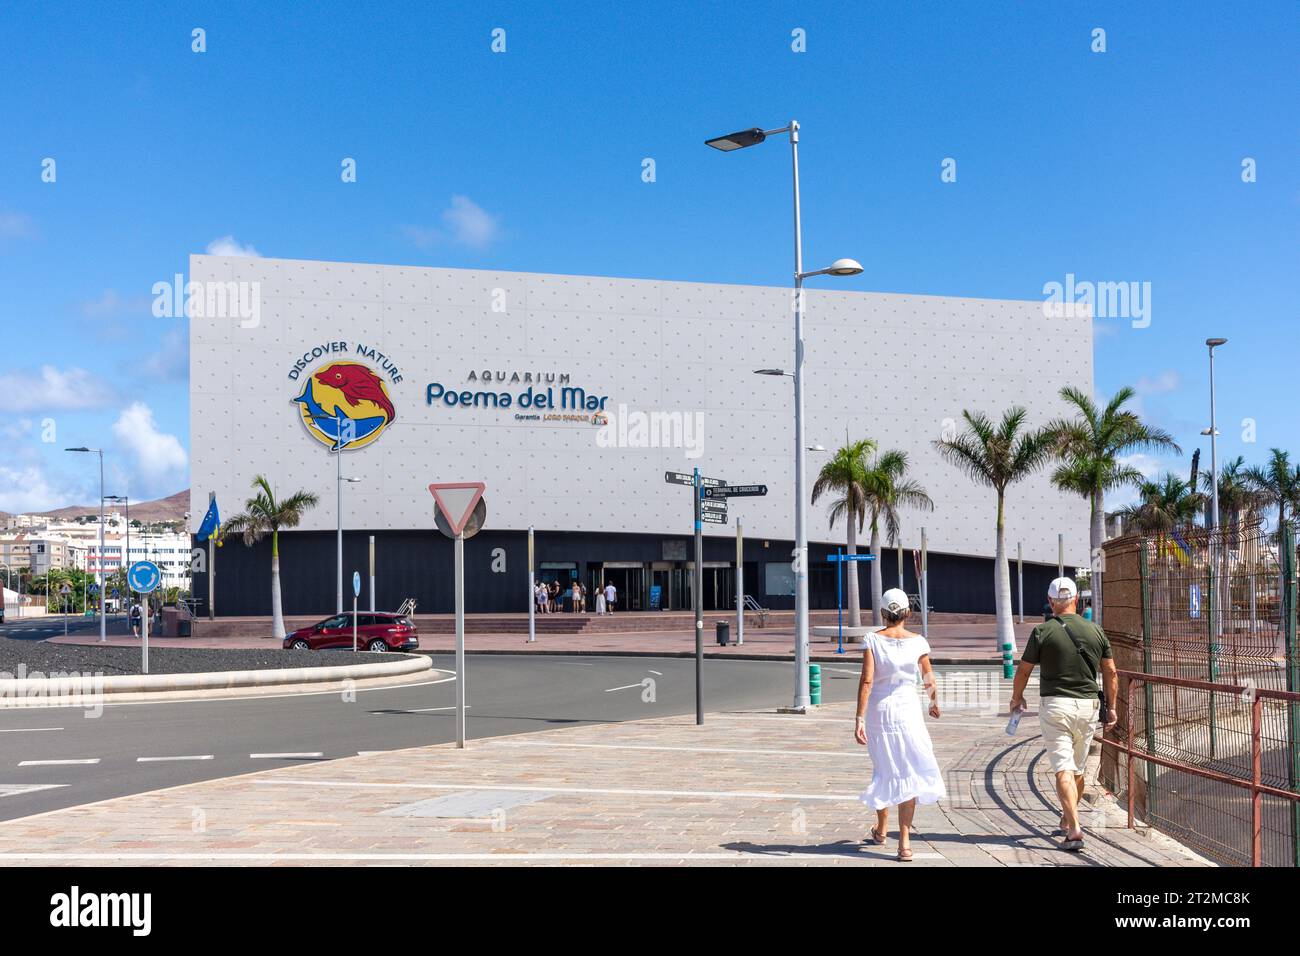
[595,583,607,614]
[575,581,586,613]
[1009,577,1118,852]
[549,581,559,614]
[854,588,945,861]
[129,601,142,638]
[535,582,548,615]
[604,580,617,613]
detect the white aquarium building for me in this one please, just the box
[188,255,1090,615]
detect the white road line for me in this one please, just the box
[136,755,213,763]
[0,727,63,733]
[493,740,865,758]
[603,682,643,693]
[256,778,861,802]
[376,705,471,714]
[647,670,663,676]
[249,752,324,760]
[17,758,99,766]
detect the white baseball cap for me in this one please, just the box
[881,588,910,614]
[1048,577,1078,601]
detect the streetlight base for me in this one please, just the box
[777,704,813,715]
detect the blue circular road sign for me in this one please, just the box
[128,561,162,594]
[352,571,361,598]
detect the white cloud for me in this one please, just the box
[140,328,189,382]
[0,464,75,514]
[1135,370,1180,394]
[112,402,187,489]
[403,195,502,251]
[0,366,114,412]
[206,235,262,257]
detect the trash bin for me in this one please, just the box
[177,618,192,637]
[715,621,729,646]
[809,663,822,705]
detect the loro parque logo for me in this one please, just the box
[287,342,401,450]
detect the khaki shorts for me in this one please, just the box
[1039,696,1100,775]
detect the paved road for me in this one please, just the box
[0,614,117,642]
[0,654,867,822]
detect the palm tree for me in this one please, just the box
[221,475,319,640]
[934,407,1055,657]
[811,439,876,628]
[1245,448,1300,536]
[860,450,934,626]
[1200,456,1265,539]
[1047,385,1180,622]
[1111,473,1203,545]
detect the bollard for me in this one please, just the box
[1001,640,1014,679]
[809,663,822,705]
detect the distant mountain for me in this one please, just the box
[12,490,189,524]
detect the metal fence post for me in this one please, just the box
[1139,544,1157,818]
[1282,521,1299,867]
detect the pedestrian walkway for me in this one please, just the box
[0,689,1208,867]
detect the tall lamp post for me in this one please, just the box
[66,447,106,643]
[105,494,129,602]
[709,121,862,712]
[1204,337,1227,664]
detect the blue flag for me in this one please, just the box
[196,498,220,542]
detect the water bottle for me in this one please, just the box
[1005,707,1024,736]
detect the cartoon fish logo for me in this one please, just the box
[292,361,395,450]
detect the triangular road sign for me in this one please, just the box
[428,482,486,537]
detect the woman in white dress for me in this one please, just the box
[854,588,946,861]
[594,586,607,615]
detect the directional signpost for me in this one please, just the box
[127,560,162,674]
[666,472,767,723]
[827,550,877,654]
[430,482,487,748]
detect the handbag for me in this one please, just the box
[1056,616,1109,719]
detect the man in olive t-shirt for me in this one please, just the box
[1010,577,1118,851]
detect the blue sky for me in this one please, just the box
[1,1,1296,513]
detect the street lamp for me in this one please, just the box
[711,119,862,712]
[66,447,106,643]
[1205,338,1227,531]
[105,494,129,596]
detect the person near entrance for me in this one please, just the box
[1009,577,1118,853]
[535,582,548,614]
[604,580,617,612]
[595,583,607,614]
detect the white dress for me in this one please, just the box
[860,632,947,811]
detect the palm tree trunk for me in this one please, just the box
[270,529,286,640]
[845,515,861,628]
[1091,490,1105,625]
[869,520,883,627]
[995,492,1015,657]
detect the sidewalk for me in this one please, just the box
[0,691,1208,867]
[50,617,1041,664]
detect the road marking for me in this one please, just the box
[648,670,663,676]
[357,751,389,756]
[136,755,214,763]
[0,727,63,733]
[0,784,70,797]
[373,705,471,714]
[492,740,866,758]
[249,752,324,760]
[603,682,644,693]
[256,778,862,802]
[17,758,99,766]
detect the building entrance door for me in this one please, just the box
[600,565,644,612]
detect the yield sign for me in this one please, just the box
[428,482,486,537]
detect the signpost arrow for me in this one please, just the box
[704,484,768,499]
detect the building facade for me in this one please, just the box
[189,256,1092,616]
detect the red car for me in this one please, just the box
[283,612,419,652]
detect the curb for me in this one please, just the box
[412,648,1001,666]
[0,653,433,699]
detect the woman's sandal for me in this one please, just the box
[896,846,913,862]
[868,826,887,845]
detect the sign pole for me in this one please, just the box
[1017,541,1024,624]
[369,535,375,614]
[352,594,358,651]
[527,525,536,643]
[836,547,844,654]
[735,521,743,646]
[920,527,930,640]
[141,595,149,674]
[1058,533,1065,578]
[207,491,215,621]
[693,467,704,725]
[455,531,466,747]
